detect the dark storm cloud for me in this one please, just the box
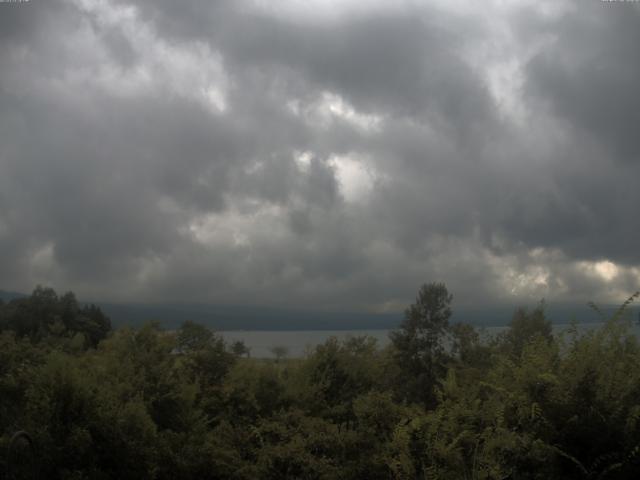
[135,0,495,140]
[1,0,639,309]
[525,3,640,161]
[495,1,640,265]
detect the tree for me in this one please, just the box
[498,302,552,357]
[270,346,289,363]
[176,321,235,388]
[177,321,215,353]
[390,282,453,408]
[231,340,251,358]
[450,322,489,366]
[0,287,111,348]
[301,336,382,427]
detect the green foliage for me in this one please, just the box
[222,360,288,421]
[2,284,640,479]
[231,339,251,357]
[176,320,237,387]
[390,282,453,407]
[300,336,384,425]
[497,302,553,358]
[0,286,111,348]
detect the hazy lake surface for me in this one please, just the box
[221,322,639,358]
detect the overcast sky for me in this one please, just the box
[1,0,639,312]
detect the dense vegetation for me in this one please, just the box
[1,285,640,479]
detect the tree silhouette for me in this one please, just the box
[390,282,452,408]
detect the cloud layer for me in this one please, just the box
[1,0,639,312]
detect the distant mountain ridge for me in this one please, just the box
[2,288,638,330]
[63,301,640,331]
[0,290,27,302]
[98,302,401,331]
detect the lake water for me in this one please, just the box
[221,322,640,358]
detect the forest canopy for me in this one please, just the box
[1,285,640,479]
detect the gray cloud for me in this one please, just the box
[0,0,639,312]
